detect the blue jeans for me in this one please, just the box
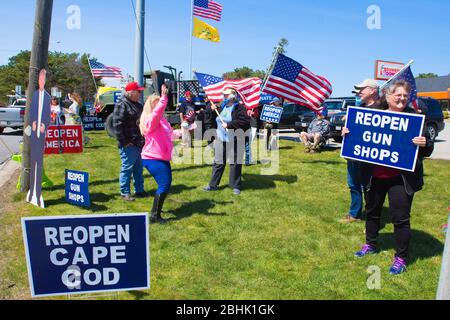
[347,160,363,218]
[142,160,172,195]
[119,145,144,196]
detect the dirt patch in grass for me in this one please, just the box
[0,168,20,215]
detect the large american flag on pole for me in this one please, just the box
[195,72,262,109]
[88,59,123,79]
[262,54,332,112]
[193,0,223,22]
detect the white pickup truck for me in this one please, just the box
[0,98,26,134]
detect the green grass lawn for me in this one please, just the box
[0,131,448,300]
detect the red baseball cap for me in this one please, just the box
[125,82,145,92]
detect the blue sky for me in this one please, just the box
[0,0,449,96]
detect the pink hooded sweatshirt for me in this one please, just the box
[141,95,174,161]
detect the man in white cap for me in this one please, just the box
[352,79,381,109]
[340,79,381,223]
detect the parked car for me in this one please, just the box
[418,96,445,142]
[328,96,445,143]
[0,98,27,134]
[260,102,312,132]
[297,97,356,141]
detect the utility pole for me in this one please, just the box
[21,0,53,192]
[134,0,145,97]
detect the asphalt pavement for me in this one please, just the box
[431,119,450,161]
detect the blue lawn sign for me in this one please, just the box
[65,170,90,207]
[341,107,425,172]
[260,104,284,124]
[82,116,105,131]
[114,91,122,103]
[21,213,150,298]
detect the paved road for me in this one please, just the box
[431,119,450,160]
[0,128,22,164]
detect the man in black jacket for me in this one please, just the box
[113,82,146,201]
[203,88,251,195]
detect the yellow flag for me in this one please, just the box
[192,17,220,43]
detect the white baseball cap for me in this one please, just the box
[353,79,379,93]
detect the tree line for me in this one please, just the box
[0,51,102,106]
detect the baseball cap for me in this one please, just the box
[319,105,328,118]
[185,91,192,97]
[125,82,145,92]
[353,79,379,92]
[272,97,282,104]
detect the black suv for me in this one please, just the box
[418,97,445,141]
[329,96,445,142]
[297,97,356,141]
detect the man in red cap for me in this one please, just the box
[179,91,196,147]
[112,82,146,201]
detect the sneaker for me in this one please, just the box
[203,185,218,192]
[150,215,168,224]
[233,189,241,195]
[355,244,376,258]
[389,257,407,275]
[121,194,135,202]
[304,146,311,153]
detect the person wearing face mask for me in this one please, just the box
[340,79,382,224]
[344,80,434,275]
[203,88,251,196]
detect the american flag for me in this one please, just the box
[193,0,223,22]
[383,66,419,111]
[88,59,123,79]
[262,54,332,113]
[195,72,262,109]
[177,81,202,102]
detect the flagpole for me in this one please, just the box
[189,0,194,80]
[87,56,99,94]
[379,60,415,90]
[261,46,282,93]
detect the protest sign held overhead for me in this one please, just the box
[21,214,150,297]
[341,107,425,172]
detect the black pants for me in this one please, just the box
[209,140,244,190]
[365,176,414,261]
[204,123,216,146]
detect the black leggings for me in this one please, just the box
[365,176,414,261]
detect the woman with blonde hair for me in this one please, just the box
[140,84,173,224]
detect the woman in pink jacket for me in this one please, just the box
[139,85,173,224]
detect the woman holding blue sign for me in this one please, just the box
[140,84,173,224]
[346,80,434,275]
